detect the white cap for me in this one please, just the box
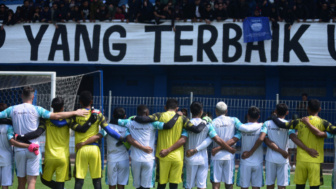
[216,101,227,112]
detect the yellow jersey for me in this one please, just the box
[72,109,108,147]
[148,111,191,162]
[281,115,332,163]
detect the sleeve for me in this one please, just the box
[35,106,51,119]
[100,114,122,140]
[260,123,267,134]
[0,107,13,119]
[6,125,14,140]
[181,129,188,137]
[271,115,299,129]
[326,132,334,139]
[151,121,164,130]
[195,137,213,151]
[322,119,336,134]
[117,119,131,128]
[234,129,242,140]
[134,113,161,123]
[99,129,107,137]
[16,119,46,141]
[233,117,260,132]
[288,129,296,135]
[125,128,131,137]
[182,116,207,133]
[207,124,217,138]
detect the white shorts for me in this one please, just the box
[210,159,235,184]
[265,161,290,186]
[0,164,13,186]
[131,160,155,188]
[183,162,208,189]
[15,149,41,177]
[106,159,129,186]
[237,163,264,188]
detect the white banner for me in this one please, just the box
[0,21,336,66]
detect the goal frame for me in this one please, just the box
[0,71,56,109]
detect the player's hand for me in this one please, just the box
[242,151,251,159]
[212,147,221,156]
[142,146,153,154]
[229,147,236,154]
[76,142,85,150]
[202,116,212,124]
[307,148,319,158]
[75,109,89,117]
[159,149,170,157]
[301,117,310,125]
[280,150,289,159]
[186,149,197,157]
[177,111,183,116]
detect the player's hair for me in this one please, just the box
[181,108,188,114]
[276,103,288,116]
[22,86,35,100]
[302,93,308,97]
[113,107,126,119]
[51,97,64,112]
[0,103,8,112]
[248,106,260,120]
[166,99,178,109]
[216,101,227,115]
[308,99,320,113]
[190,101,203,116]
[79,91,93,107]
[137,105,148,116]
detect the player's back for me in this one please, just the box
[211,115,237,160]
[128,121,156,162]
[185,118,209,164]
[0,124,12,167]
[240,122,263,165]
[74,109,100,145]
[296,115,325,163]
[156,111,184,161]
[106,123,129,162]
[265,119,289,164]
[44,119,70,159]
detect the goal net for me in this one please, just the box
[0,71,83,111]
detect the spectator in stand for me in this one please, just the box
[69,5,82,22]
[202,3,215,24]
[154,0,165,24]
[232,0,249,22]
[0,4,6,21]
[114,6,125,21]
[21,0,33,22]
[320,3,331,22]
[173,5,183,20]
[269,5,279,30]
[90,0,103,22]
[106,4,116,21]
[260,0,271,17]
[161,1,173,20]
[295,0,309,22]
[59,1,68,22]
[51,3,61,26]
[138,0,154,23]
[81,0,90,22]
[277,0,289,21]
[121,4,129,22]
[253,8,261,17]
[97,4,109,21]
[1,9,16,30]
[128,0,141,22]
[330,2,336,22]
[32,7,41,22]
[40,5,51,23]
[284,6,295,30]
[215,2,228,21]
[181,0,192,21]
[191,0,203,22]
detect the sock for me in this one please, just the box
[92,178,101,189]
[75,178,84,189]
[169,183,178,189]
[296,184,305,189]
[157,183,166,189]
[40,177,56,188]
[310,186,320,189]
[54,182,64,189]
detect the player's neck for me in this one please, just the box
[309,113,318,116]
[277,116,286,119]
[192,116,201,119]
[167,109,176,112]
[82,105,91,109]
[23,99,33,104]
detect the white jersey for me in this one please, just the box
[185,118,217,165]
[122,120,163,162]
[211,115,241,160]
[0,103,51,151]
[106,124,129,162]
[0,125,12,166]
[239,122,267,166]
[265,119,292,164]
